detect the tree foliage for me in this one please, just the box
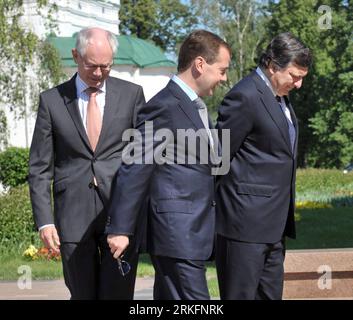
[119,0,198,53]
[0,0,64,147]
[191,0,269,115]
[0,147,29,188]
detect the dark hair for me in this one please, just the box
[259,32,312,70]
[177,30,231,73]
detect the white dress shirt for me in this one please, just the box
[75,74,106,131]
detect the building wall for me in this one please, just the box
[110,67,173,101]
[23,0,120,37]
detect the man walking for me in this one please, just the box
[29,27,145,299]
[216,32,312,300]
[106,30,231,299]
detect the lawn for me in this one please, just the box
[0,253,63,281]
[287,207,353,249]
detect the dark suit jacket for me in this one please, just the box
[105,80,217,260]
[216,70,297,244]
[28,74,145,242]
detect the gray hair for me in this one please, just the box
[75,27,118,56]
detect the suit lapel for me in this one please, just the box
[61,75,92,151]
[251,72,293,153]
[167,81,210,147]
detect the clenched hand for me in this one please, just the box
[107,234,129,259]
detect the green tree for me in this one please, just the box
[265,0,352,168]
[119,0,157,40]
[0,0,64,148]
[119,0,197,53]
[191,0,269,116]
[0,147,29,188]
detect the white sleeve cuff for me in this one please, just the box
[38,224,55,231]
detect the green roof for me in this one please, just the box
[48,35,176,68]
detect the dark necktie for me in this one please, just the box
[276,96,296,152]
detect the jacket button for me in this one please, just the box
[88,182,94,189]
[212,200,216,207]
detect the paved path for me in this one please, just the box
[0,277,154,300]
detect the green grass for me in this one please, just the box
[136,254,155,277]
[296,168,353,193]
[287,207,353,249]
[0,253,63,281]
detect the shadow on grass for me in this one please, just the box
[287,207,353,250]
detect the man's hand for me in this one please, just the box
[39,226,61,253]
[107,234,129,259]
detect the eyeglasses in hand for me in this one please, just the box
[117,257,131,276]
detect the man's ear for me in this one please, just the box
[268,61,278,75]
[194,56,205,74]
[72,49,78,64]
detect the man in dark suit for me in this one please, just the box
[106,30,231,299]
[216,33,312,300]
[28,27,145,299]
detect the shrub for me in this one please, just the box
[296,169,353,207]
[296,169,353,193]
[0,184,39,249]
[0,147,29,188]
[295,201,332,210]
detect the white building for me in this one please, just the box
[3,0,176,149]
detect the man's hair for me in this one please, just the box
[259,32,312,70]
[177,30,231,73]
[75,27,118,57]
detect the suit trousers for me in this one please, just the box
[151,255,210,300]
[216,234,285,300]
[60,186,139,300]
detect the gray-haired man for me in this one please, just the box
[29,27,145,299]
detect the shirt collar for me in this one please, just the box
[75,73,106,96]
[256,67,276,97]
[171,75,198,101]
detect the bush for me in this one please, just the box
[296,168,353,193]
[0,147,29,188]
[296,169,353,207]
[0,184,39,248]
